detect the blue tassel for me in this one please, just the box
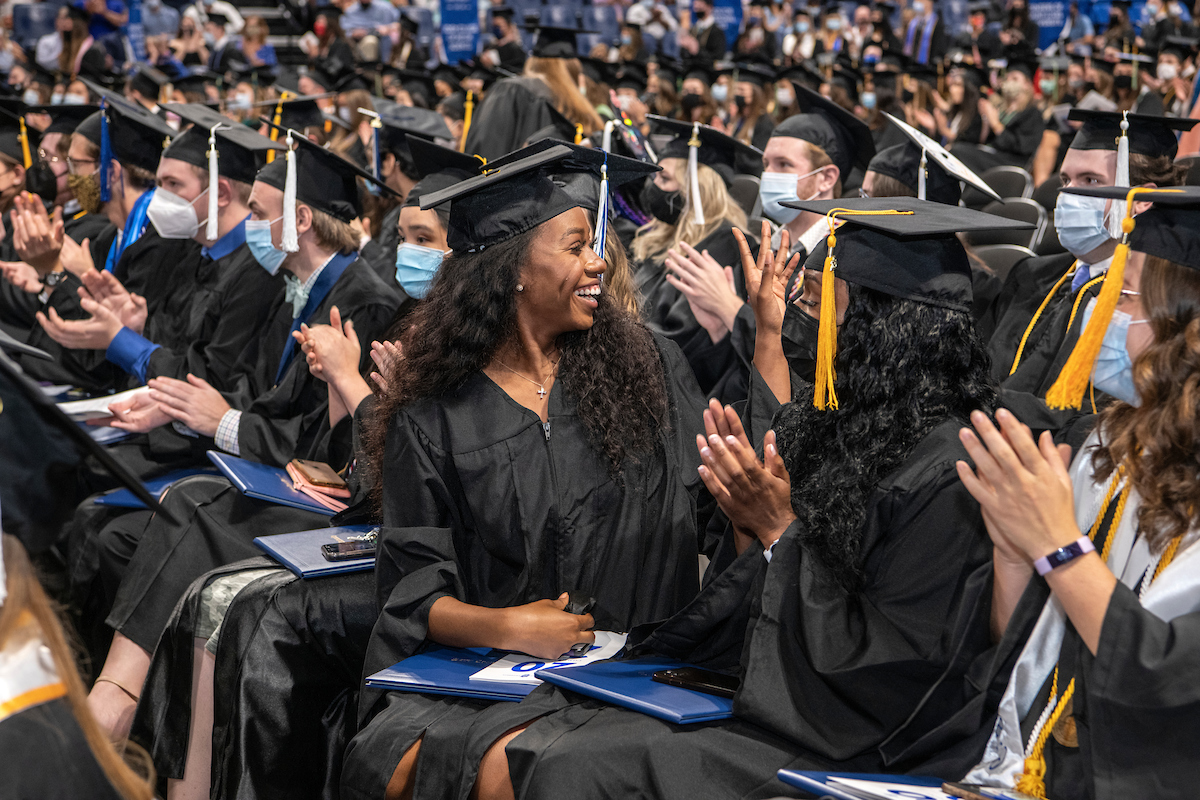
[99,98,112,203]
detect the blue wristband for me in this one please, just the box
[1034,536,1096,576]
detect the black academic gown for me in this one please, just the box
[0,699,123,800]
[461,78,558,161]
[950,104,1045,177]
[453,418,995,800]
[635,221,751,404]
[340,334,708,800]
[98,255,398,652]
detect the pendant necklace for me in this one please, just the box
[497,356,559,399]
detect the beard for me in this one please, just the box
[67,172,103,215]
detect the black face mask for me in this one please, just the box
[781,302,819,384]
[640,180,684,225]
[25,162,58,206]
[734,94,748,111]
[1109,14,1122,25]
[680,92,705,112]
[1114,74,1133,90]
[901,88,915,103]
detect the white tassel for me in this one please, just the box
[602,120,615,153]
[1109,112,1130,239]
[206,123,221,241]
[593,160,609,257]
[917,148,927,201]
[688,122,705,226]
[282,131,299,252]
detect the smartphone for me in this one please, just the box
[651,667,740,699]
[321,541,377,562]
[292,459,348,490]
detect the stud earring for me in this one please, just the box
[516,284,524,292]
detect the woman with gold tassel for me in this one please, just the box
[956,184,1200,799]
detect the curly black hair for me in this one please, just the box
[364,224,670,498]
[773,285,997,591]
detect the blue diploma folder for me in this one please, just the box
[94,467,218,509]
[253,525,378,578]
[776,771,946,800]
[207,451,336,516]
[365,646,535,702]
[535,657,735,724]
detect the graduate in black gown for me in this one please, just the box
[980,112,1194,406]
[81,133,400,742]
[630,116,759,404]
[447,199,1029,800]
[339,143,709,800]
[951,186,1200,799]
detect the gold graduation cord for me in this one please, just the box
[266,91,292,164]
[17,117,31,169]
[1045,187,1184,409]
[812,208,913,410]
[1008,262,1078,375]
[574,124,584,145]
[460,90,475,152]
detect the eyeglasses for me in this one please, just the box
[38,148,64,165]
[857,187,871,198]
[67,155,98,175]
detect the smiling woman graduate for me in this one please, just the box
[339,143,711,800]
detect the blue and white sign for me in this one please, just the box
[440,0,479,65]
[711,0,743,55]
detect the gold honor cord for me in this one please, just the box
[17,117,31,169]
[812,209,913,410]
[266,91,293,164]
[1008,261,1078,375]
[1045,187,1185,409]
[460,90,475,152]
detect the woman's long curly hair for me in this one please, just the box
[364,223,669,496]
[772,285,997,590]
[1093,255,1200,553]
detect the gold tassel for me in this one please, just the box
[1044,187,1171,409]
[266,92,289,163]
[460,90,475,152]
[17,117,31,169]
[574,124,584,145]
[1015,669,1075,800]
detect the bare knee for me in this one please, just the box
[471,724,530,800]
[385,737,422,800]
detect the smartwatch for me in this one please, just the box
[1033,536,1096,576]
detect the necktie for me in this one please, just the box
[1070,264,1092,293]
[284,273,309,319]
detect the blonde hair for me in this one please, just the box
[0,535,155,800]
[332,89,375,158]
[631,159,748,263]
[308,205,361,253]
[802,139,841,197]
[524,56,604,136]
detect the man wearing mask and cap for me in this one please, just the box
[980,110,1195,404]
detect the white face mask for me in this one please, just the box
[775,86,794,106]
[1158,62,1178,80]
[147,186,206,239]
[62,92,87,105]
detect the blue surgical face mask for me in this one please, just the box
[621,33,633,46]
[913,0,926,13]
[246,217,287,275]
[759,168,823,224]
[1054,192,1114,259]
[394,242,445,299]
[861,90,877,109]
[711,83,728,103]
[1081,299,1148,405]
[50,92,63,105]
[21,89,39,106]
[796,20,810,32]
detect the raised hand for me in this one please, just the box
[293,304,361,385]
[60,235,96,278]
[369,339,402,393]
[36,297,123,350]
[695,398,794,552]
[737,220,800,340]
[664,240,744,343]
[11,194,64,274]
[81,270,147,333]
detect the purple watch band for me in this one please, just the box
[1034,536,1096,576]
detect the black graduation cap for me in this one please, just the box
[614,62,648,92]
[398,10,421,34]
[256,122,397,243]
[205,10,230,26]
[778,198,1033,409]
[528,24,595,59]
[579,56,613,86]
[0,100,39,167]
[1061,185,1200,270]
[683,62,716,85]
[652,56,683,87]
[172,68,216,96]
[300,64,338,92]
[394,68,437,105]
[776,63,824,91]
[419,143,579,252]
[1068,109,1197,159]
[1091,54,1116,74]
[0,350,170,551]
[431,64,461,89]
[26,62,57,88]
[967,0,991,14]
[437,91,466,121]
[487,136,659,201]
[772,84,874,179]
[403,136,481,209]
[32,103,99,136]
[234,64,279,88]
[879,111,1000,202]
[1159,36,1196,61]
[332,71,370,94]
[525,101,582,146]
[726,61,777,88]
[129,64,170,100]
[648,114,762,184]
[265,96,325,131]
[373,105,453,167]
[104,94,177,175]
[162,103,282,195]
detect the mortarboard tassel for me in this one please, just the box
[602,119,615,153]
[99,98,112,203]
[282,130,299,252]
[813,208,913,410]
[574,124,584,145]
[688,122,705,226]
[1044,186,1168,409]
[917,148,927,201]
[593,153,609,259]
[266,93,288,164]
[460,90,475,152]
[17,117,30,169]
[206,123,223,241]
[1108,112,1130,238]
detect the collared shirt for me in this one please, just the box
[341,0,399,33]
[201,214,248,261]
[1070,253,1115,293]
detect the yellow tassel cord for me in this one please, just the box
[574,124,584,145]
[1153,536,1183,583]
[812,208,913,409]
[460,90,475,152]
[1009,262,1078,375]
[1044,187,1170,409]
[1015,668,1075,799]
[266,91,291,164]
[17,117,31,169]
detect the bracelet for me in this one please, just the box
[1033,535,1096,577]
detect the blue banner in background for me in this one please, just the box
[1029,0,1068,49]
[440,0,479,65]
[126,0,147,61]
[711,0,742,55]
